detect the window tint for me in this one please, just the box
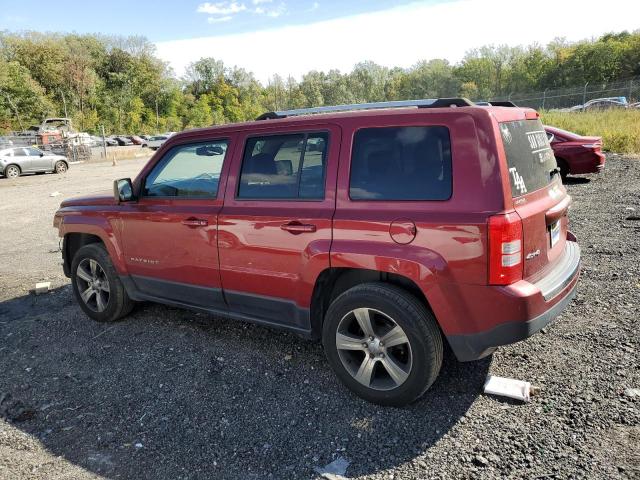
[500,119,557,197]
[143,140,228,198]
[12,148,27,157]
[238,132,328,199]
[349,126,452,200]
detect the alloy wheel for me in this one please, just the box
[6,166,19,179]
[335,307,412,391]
[76,258,110,312]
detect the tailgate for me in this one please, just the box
[499,119,570,279]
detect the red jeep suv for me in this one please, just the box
[53,98,580,406]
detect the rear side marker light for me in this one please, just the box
[488,212,524,285]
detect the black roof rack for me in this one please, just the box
[486,101,518,107]
[256,97,475,120]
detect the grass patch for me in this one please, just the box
[540,109,640,154]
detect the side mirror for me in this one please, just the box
[114,178,135,203]
[40,152,45,157]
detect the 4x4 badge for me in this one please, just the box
[525,249,540,260]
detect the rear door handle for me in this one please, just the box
[182,218,208,227]
[280,222,317,233]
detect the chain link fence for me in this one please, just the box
[490,76,640,110]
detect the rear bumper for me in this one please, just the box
[445,240,580,361]
[569,151,606,174]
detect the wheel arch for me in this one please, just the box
[309,267,436,338]
[63,232,104,276]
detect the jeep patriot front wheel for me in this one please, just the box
[323,283,443,406]
[71,243,135,322]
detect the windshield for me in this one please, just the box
[500,118,558,197]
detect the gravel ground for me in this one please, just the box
[0,156,638,479]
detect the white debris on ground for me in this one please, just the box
[483,375,539,402]
[34,282,51,295]
[49,191,61,197]
[314,456,350,479]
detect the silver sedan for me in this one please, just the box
[0,147,69,179]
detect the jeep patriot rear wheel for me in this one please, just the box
[323,283,443,406]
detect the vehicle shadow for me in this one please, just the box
[563,176,591,185]
[0,287,490,479]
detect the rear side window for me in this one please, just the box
[500,119,557,197]
[238,132,328,200]
[349,126,452,201]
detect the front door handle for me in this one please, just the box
[280,221,317,234]
[182,218,208,227]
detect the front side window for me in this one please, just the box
[349,126,452,200]
[238,132,328,199]
[26,148,42,156]
[143,140,228,198]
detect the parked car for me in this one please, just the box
[53,98,580,406]
[1,146,68,179]
[129,135,145,145]
[113,136,134,146]
[103,137,119,147]
[146,135,169,150]
[545,126,605,179]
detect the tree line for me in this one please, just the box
[0,30,638,134]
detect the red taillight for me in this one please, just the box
[488,212,523,285]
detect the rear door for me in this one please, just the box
[11,148,34,172]
[218,125,340,331]
[499,118,569,279]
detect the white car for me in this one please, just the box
[146,135,169,150]
[0,147,69,179]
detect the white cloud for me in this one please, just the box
[309,2,319,11]
[160,0,640,84]
[196,2,246,15]
[253,1,286,17]
[207,15,233,23]
[252,0,272,4]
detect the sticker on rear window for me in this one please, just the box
[501,119,557,197]
[509,167,527,194]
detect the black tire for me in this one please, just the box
[557,158,569,181]
[70,243,135,322]
[322,283,443,406]
[54,160,68,174]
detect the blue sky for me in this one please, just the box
[0,0,423,42]
[2,0,639,83]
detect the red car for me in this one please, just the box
[53,99,580,406]
[545,126,605,179]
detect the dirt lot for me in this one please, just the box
[0,156,638,479]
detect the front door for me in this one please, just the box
[218,126,340,332]
[119,138,233,309]
[25,147,52,170]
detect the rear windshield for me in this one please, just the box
[500,119,557,197]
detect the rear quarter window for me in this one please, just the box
[349,126,452,201]
[500,119,557,197]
